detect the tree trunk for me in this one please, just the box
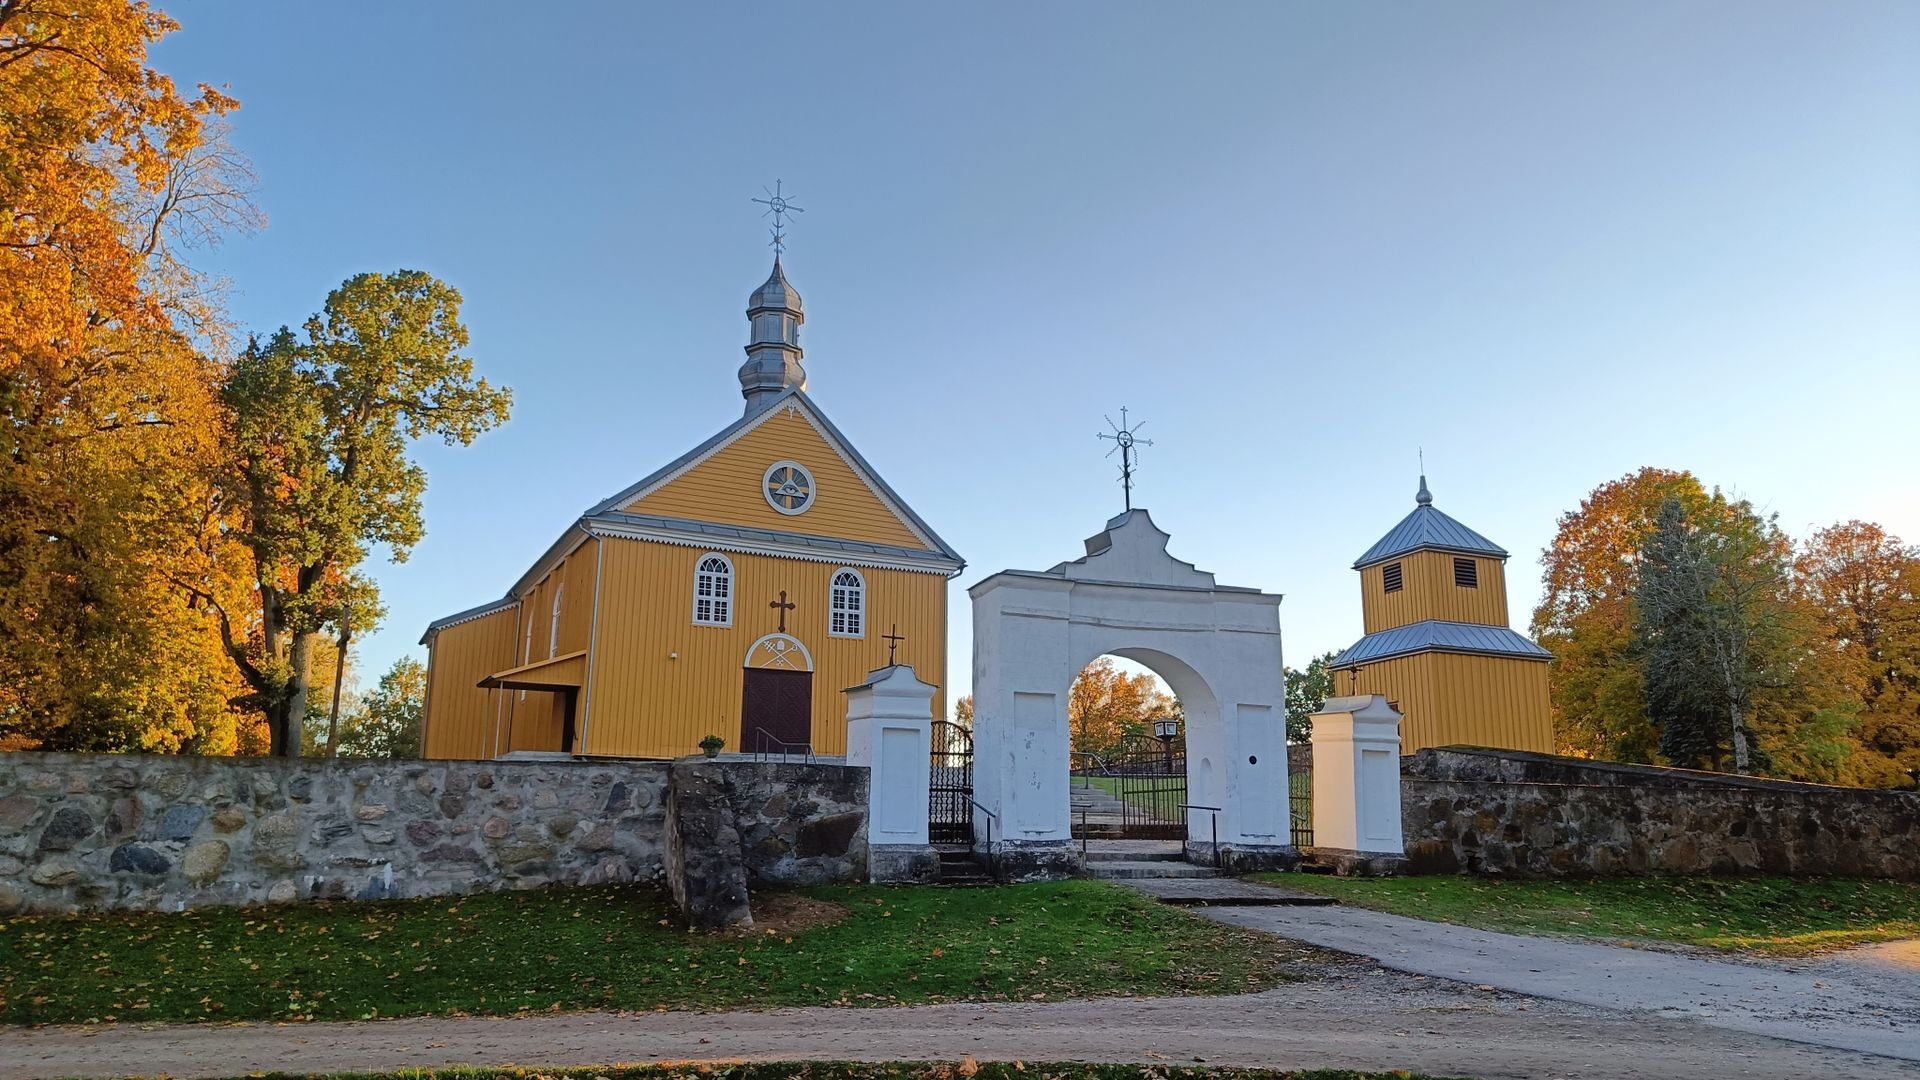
[325,620,351,756]
[276,630,315,758]
[1729,701,1751,774]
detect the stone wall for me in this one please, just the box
[0,752,871,916]
[1402,747,1920,879]
[666,760,867,930]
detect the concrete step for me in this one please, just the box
[1086,860,1220,880]
[1081,849,1185,862]
[1119,878,1340,906]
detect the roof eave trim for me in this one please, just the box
[420,596,521,644]
[1336,642,1552,666]
[1352,544,1511,571]
[584,517,964,577]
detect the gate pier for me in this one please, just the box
[845,664,942,882]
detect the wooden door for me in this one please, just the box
[742,667,813,754]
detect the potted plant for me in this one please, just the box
[698,734,725,759]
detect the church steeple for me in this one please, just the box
[738,257,806,413]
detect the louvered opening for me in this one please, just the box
[1454,557,1478,588]
[1382,562,1403,593]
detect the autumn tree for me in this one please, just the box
[1532,468,1731,761]
[1284,650,1338,744]
[1068,657,1177,757]
[1795,522,1920,786]
[952,694,974,729]
[0,0,261,751]
[331,657,425,759]
[213,272,512,756]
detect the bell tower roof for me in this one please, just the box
[1352,475,1507,570]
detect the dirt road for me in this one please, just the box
[1198,896,1920,1062]
[3,963,1911,1080]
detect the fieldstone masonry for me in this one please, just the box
[665,760,868,930]
[0,752,869,918]
[1402,748,1920,879]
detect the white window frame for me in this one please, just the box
[549,582,564,657]
[828,567,866,638]
[693,553,735,627]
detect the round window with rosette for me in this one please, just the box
[763,460,814,515]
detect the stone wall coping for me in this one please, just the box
[1406,746,1920,803]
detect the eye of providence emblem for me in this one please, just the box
[763,460,814,515]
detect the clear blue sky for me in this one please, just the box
[152,2,1920,703]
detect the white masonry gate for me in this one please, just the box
[968,509,1295,876]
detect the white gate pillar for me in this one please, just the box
[845,664,940,882]
[1308,695,1409,874]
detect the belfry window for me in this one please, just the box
[830,569,865,638]
[549,583,564,657]
[1382,562,1404,593]
[693,554,734,626]
[1453,558,1478,589]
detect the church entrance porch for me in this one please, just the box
[742,633,813,756]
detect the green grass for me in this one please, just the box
[1251,873,1920,956]
[217,1053,1459,1068]
[0,881,1326,1026]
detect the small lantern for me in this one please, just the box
[1152,717,1179,741]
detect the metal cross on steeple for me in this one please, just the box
[751,180,806,257]
[882,623,905,665]
[1098,406,1154,512]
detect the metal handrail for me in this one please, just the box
[1068,751,1109,787]
[750,728,815,764]
[968,798,998,880]
[1181,803,1223,869]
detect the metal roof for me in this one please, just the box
[423,389,966,645]
[586,510,963,573]
[418,596,519,644]
[584,388,964,566]
[1353,504,1508,569]
[1333,619,1551,666]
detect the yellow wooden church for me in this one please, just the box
[1333,476,1553,754]
[419,259,964,760]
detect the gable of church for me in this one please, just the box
[611,396,939,552]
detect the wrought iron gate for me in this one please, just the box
[929,720,973,845]
[1089,733,1187,840]
[1289,765,1313,848]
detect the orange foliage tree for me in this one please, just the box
[0,0,262,751]
[1794,522,1920,786]
[1068,657,1178,758]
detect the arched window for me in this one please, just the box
[693,554,734,626]
[829,569,865,638]
[549,583,564,657]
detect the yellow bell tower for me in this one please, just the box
[1333,476,1554,754]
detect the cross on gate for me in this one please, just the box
[769,590,796,633]
[882,623,905,665]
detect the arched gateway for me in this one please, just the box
[970,509,1294,877]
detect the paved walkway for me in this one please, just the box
[3,970,1912,1080]
[1198,899,1920,1062]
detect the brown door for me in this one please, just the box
[741,668,813,754]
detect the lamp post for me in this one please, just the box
[1152,715,1179,773]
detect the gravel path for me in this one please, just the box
[1197,900,1920,1062]
[3,964,1913,1080]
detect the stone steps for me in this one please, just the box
[1085,859,1220,880]
[934,846,991,885]
[1081,848,1185,862]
